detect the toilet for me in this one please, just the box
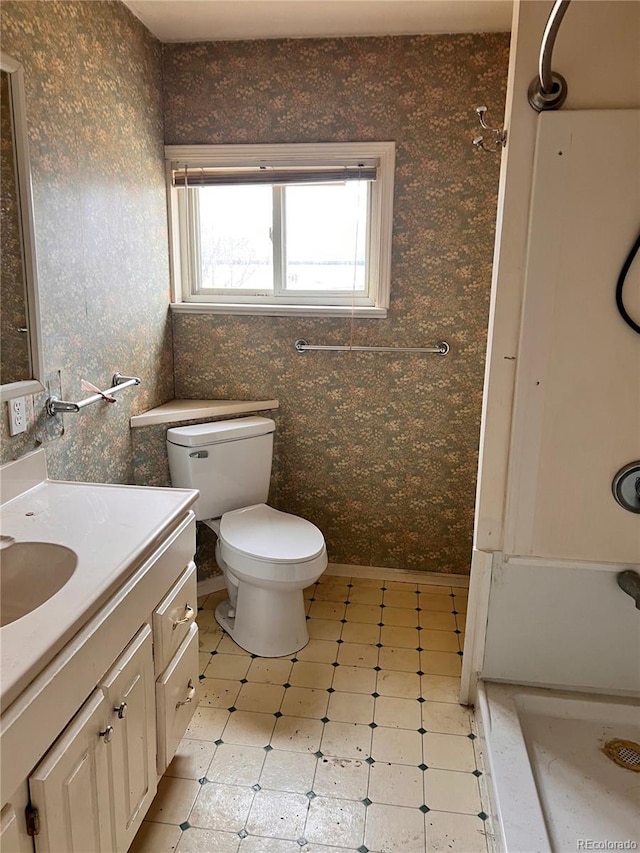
[166,417,327,657]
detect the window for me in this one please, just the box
[166,142,395,317]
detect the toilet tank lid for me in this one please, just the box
[167,416,275,448]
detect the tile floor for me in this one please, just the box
[132,574,491,853]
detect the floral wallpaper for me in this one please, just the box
[0,1,173,483]
[164,34,510,575]
[0,10,509,579]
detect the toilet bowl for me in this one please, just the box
[211,503,326,656]
[166,417,327,656]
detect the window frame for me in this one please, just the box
[166,142,395,318]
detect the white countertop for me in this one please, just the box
[130,398,279,428]
[0,472,197,713]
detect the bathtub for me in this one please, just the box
[477,682,640,852]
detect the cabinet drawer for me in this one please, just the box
[153,562,197,677]
[156,623,199,775]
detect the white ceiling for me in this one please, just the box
[123,0,513,43]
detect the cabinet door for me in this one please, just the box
[0,805,21,853]
[29,690,114,853]
[100,624,156,853]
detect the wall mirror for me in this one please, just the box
[0,52,44,402]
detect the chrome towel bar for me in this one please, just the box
[46,373,141,416]
[294,339,449,355]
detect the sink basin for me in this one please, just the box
[0,541,78,627]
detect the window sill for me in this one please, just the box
[170,302,388,319]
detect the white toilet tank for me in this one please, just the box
[166,417,276,521]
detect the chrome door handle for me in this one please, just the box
[114,702,127,719]
[176,680,196,709]
[172,604,195,630]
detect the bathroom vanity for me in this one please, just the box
[0,449,200,852]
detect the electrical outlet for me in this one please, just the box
[8,397,27,436]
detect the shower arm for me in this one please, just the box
[528,0,571,112]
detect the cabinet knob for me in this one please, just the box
[172,604,195,630]
[115,701,128,719]
[98,725,114,743]
[176,679,196,709]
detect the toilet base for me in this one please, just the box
[215,584,310,657]
[215,599,236,637]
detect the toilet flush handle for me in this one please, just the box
[172,604,195,630]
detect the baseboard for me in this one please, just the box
[197,575,226,596]
[325,563,469,588]
[197,563,469,597]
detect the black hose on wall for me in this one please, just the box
[616,233,640,335]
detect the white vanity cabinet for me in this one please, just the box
[0,505,200,853]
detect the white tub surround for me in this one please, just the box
[502,110,640,566]
[463,3,640,851]
[479,555,640,697]
[0,449,200,852]
[478,682,640,853]
[130,398,279,428]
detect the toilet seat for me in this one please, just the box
[217,504,327,589]
[220,504,325,563]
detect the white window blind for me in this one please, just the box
[171,162,378,187]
